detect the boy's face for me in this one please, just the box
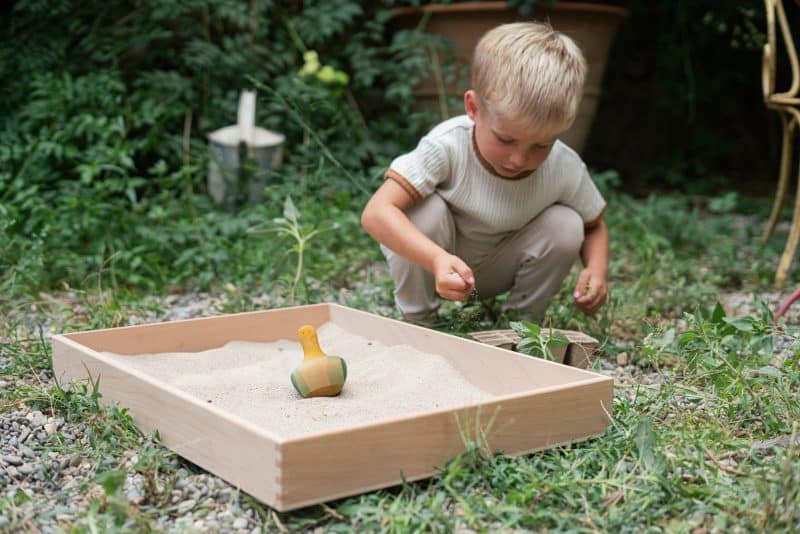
[464,90,561,178]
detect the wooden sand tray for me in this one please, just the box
[52,303,612,511]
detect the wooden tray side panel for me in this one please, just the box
[484,378,612,456]
[277,377,612,511]
[51,336,283,507]
[328,304,595,395]
[65,304,331,355]
[276,414,464,511]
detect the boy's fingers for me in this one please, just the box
[574,277,590,299]
[451,267,475,286]
[448,271,476,291]
[438,275,470,300]
[447,272,467,290]
[574,291,592,303]
[582,290,606,313]
[441,272,477,301]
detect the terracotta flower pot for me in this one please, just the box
[391,1,629,154]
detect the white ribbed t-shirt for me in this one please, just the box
[388,115,606,246]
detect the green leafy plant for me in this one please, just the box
[249,196,331,304]
[640,301,799,434]
[510,320,570,361]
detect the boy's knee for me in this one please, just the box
[538,205,584,259]
[406,194,453,243]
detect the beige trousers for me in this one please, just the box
[381,194,584,320]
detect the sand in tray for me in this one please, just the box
[102,322,494,439]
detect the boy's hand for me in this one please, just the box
[432,253,475,301]
[573,268,607,315]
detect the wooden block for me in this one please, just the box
[52,303,612,511]
[469,329,599,369]
[562,331,600,369]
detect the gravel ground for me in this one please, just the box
[0,358,270,533]
[1,284,798,532]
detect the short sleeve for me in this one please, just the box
[386,137,451,199]
[560,162,607,225]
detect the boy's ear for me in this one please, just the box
[464,90,479,120]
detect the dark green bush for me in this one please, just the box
[0,0,435,294]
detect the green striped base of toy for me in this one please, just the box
[291,356,347,398]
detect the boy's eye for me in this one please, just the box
[496,135,514,145]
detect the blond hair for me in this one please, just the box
[471,21,587,133]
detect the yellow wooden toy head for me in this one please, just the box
[291,325,347,398]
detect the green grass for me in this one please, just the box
[2,180,799,532]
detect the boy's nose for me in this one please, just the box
[509,151,527,167]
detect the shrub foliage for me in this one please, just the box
[0,0,437,294]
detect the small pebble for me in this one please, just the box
[17,464,35,476]
[616,352,629,366]
[1,455,22,466]
[177,499,196,515]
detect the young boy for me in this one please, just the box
[361,21,609,325]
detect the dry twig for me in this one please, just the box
[703,444,745,476]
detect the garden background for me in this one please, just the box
[1,0,799,532]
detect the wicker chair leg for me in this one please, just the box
[775,119,800,288]
[763,113,794,241]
